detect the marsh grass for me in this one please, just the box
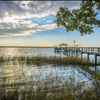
[17,56,97,66]
[0,56,95,65]
[0,74,100,100]
[0,56,100,100]
[0,77,19,100]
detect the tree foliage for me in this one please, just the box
[54,0,100,36]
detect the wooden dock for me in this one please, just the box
[54,47,100,64]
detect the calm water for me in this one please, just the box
[0,47,100,92]
[0,47,100,62]
[0,61,93,90]
[0,47,65,57]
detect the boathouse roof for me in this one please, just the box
[59,43,68,46]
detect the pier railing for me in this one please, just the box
[64,47,100,55]
[61,47,100,64]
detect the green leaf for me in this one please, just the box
[54,0,100,35]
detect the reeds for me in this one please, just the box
[24,56,97,66]
[0,74,100,100]
[0,56,99,65]
[0,56,100,100]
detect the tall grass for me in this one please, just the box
[0,56,100,100]
[0,56,96,65]
[0,73,100,100]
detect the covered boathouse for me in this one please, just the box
[54,43,68,52]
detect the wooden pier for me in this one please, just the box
[54,47,100,64]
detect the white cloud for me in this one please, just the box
[0,20,57,37]
[47,20,52,23]
[0,1,81,19]
[1,17,19,23]
[0,1,81,37]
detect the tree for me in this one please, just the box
[54,0,100,36]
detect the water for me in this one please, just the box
[1,47,100,63]
[0,61,93,90]
[0,47,99,93]
[0,47,66,57]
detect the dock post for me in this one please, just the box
[87,53,89,62]
[95,66,97,71]
[93,48,94,53]
[81,48,83,52]
[95,54,97,65]
[76,51,78,57]
[66,51,68,56]
[97,48,99,54]
[74,51,75,57]
[69,51,70,56]
[81,53,82,61]
[91,48,92,53]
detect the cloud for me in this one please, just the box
[47,20,52,23]
[0,1,81,19]
[0,1,81,37]
[0,17,19,23]
[0,20,57,37]
[36,19,40,22]
[43,18,46,20]
[0,1,25,19]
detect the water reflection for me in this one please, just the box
[0,60,95,91]
[88,65,100,72]
[0,47,67,57]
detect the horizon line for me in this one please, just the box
[0,46,54,48]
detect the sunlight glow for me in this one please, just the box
[3,17,18,23]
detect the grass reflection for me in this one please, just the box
[0,56,100,100]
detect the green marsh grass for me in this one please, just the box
[0,55,100,66]
[21,56,95,66]
[0,56,100,100]
[1,73,100,100]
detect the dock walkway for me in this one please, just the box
[64,47,100,55]
[54,47,100,64]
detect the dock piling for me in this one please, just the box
[81,53,82,61]
[87,53,89,62]
[95,54,97,65]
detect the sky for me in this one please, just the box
[0,1,100,47]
